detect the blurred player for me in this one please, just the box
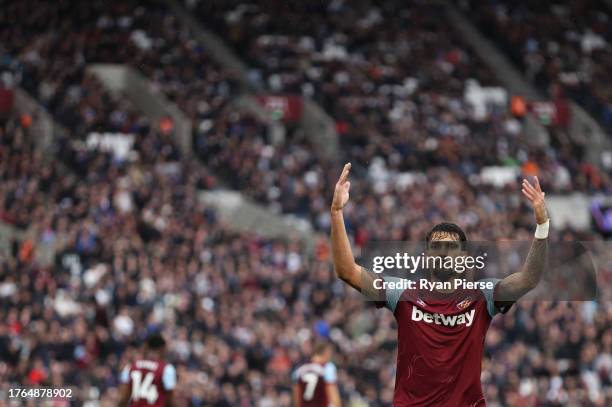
[330,163,549,406]
[118,334,176,407]
[292,342,342,407]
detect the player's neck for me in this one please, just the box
[143,352,161,361]
[311,356,326,365]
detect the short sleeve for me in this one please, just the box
[379,276,406,313]
[119,365,130,384]
[323,363,337,384]
[479,278,512,317]
[162,364,177,391]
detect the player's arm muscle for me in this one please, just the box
[330,208,363,291]
[326,383,342,407]
[496,237,548,301]
[292,383,302,407]
[165,391,175,407]
[497,177,549,301]
[118,383,131,407]
[330,164,383,299]
[330,163,374,293]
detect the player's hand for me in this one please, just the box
[331,163,351,212]
[522,176,548,224]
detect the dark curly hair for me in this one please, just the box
[425,222,467,242]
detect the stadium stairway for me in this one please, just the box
[199,190,315,252]
[86,64,192,156]
[88,65,285,152]
[445,1,612,169]
[1,88,69,266]
[13,88,57,156]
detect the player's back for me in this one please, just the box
[292,361,336,407]
[121,358,174,407]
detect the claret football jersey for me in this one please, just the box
[292,361,338,407]
[120,359,176,407]
[379,277,510,406]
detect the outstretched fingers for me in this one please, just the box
[522,177,545,202]
[338,163,351,184]
[533,176,543,193]
[522,178,537,200]
[522,187,534,200]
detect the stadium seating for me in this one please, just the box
[189,0,609,220]
[464,0,612,133]
[0,0,610,405]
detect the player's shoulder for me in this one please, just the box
[301,362,327,375]
[133,358,166,373]
[162,362,177,391]
[475,278,512,317]
[323,361,337,371]
[293,362,321,382]
[120,363,132,383]
[323,362,338,383]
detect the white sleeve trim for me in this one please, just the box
[162,364,177,390]
[324,362,338,383]
[119,366,130,384]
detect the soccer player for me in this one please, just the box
[330,163,549,406]
[292,342,342,407]
[118,334,176,407]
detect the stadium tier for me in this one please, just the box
[464,0,612,133]
[190,0,608,223]
[0,0,611,406]
[1,0,239,133]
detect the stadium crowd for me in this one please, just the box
[2,105,611,405]
[1,0,238,142]
[0,0,611,406]
[190,0,609,228]
[464,0,612,133]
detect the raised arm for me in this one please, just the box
[496,176,549,301]
[330,163,363,291]
[330,163,380,297]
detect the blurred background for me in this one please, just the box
[0,0,611,405]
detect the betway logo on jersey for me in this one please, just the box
[412,306,476,327]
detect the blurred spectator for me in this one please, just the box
[0,0,610,405]
[465,0,612,134]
